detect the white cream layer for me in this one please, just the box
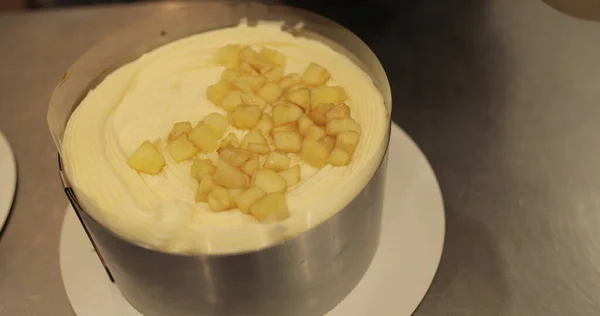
[62,22,388,254]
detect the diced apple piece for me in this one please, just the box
[297,115,314,136]
[286,83,306,91]
[310,86,347,108]
[207,80,234,106]
[232,77,253,93]
[258,83,283,104]
[203,112,228,138]
[259,47,286,66]
[261,66,284,83]
[320,136,336,153]
[301,137,329,168]
[221,90,243,112]
[188,123,219,153]
[213,160,250,189]
[279,73,300,90]
[241,92,267,109]
[234,186,266,214]
[208,186,233,212]
[272,102,303,126]
[264,152,291,171]
[168,121,192,141]
[273,131,302,153]
[325,104,351,121]
[326,117,362,135]
[247,143,271,154]
[336,131,360,154]
[301,63,330,86]
[272,123,297,134]
[240,129,267,149]
[236,75,266,92]
[306,125,326,141]
[239,61,259,75]
[228,189,243,198]
[220,132,239,148]
[195,175,215,203]
[218,44,241,69]
[284,87,310,110]
[309,104,335,126]
[127,141,165,175]
[241,156,259,175]
[256,114,273,135]
[249,192,290,222]
[278,165,301,187]
[221,69,240,82]
[252,169,287,193]
[218,145,251,167]
[328,148,351,166]
[166,135,198,162]
[191,158,216,181]
[240,47,270,71]
[232,105,262,129]
[239,46,259,62]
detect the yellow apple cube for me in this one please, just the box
[241,92,267,109]
[218,145,251,167]
[325,104,351,121]
[297,115,314,136]
[241,156,260,176]
[127,141,166,175]
[279,73,301,90]
[336,131,360,154]
[240,129,267,149]
[221,69,240,82]
[310,86,347,108]
[273,131,302,153]
[206,80,234,106]
[262,66,284,83]
[278,165,301,187]
[168,121,192,141]
[232,105,262,129]
[218,44,241,69]
[284,87,310,111]
[320,135,336,153]
[326,117,362,135]
[256,113,273,135]
[220,132,239,148]
[247,143,271,154]
[203,112,228,139]
[208,186,233,212]
[195,175,216,203]
[166,135,198,162]
[327,148,351,166]
[264,152,290,171]
[234,186,266,214]
[301,63,330,86]
[258,82,283,104]
[306,125,326,141]
[301,137,329,168]
[188,123,219,153]
[309,103,335,126]
[221,90,243,112]
[272,102,303,126]
[213,160,250,189]
[191,158,216,181]
[252,169,287,194]
[259,47,286,66]
[249,192,290,222]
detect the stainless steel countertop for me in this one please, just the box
[1,0,600,315]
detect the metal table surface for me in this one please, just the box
[1,0,600,315]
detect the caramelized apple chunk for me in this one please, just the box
[168,121,192,141]
[301,63,330,86]
[166,135,198,162]
[249,192,290,222]
[127,141,166,175]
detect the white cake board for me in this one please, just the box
[60,123,445,316]
[0,130,17,234]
